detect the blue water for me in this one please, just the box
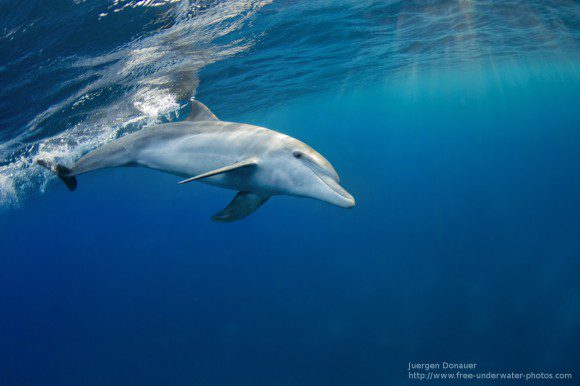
[1,1,580,385]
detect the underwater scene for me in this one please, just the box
[1,1,579,385]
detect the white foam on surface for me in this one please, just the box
[0,0,271,208]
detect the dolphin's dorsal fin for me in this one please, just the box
[177,158,258,185]
[212,191,270,222]
[186,99,219,122]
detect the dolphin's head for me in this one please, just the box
[265,137,355,208]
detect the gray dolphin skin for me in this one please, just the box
[37,100,355,222]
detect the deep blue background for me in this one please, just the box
[2,60,579,385]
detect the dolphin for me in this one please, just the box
[37,100,355,222]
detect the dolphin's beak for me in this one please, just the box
[316,172,356,208]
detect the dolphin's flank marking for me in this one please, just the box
[37,99,355,222]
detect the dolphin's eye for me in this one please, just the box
[293,151,303,159]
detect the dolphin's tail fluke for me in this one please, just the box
[37,159,77,191]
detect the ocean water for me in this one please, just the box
[1,1,580,385]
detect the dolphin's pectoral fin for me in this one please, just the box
[185,99,219,122]
[212,192,270,222]
[177,158,258,185]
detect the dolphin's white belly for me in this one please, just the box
[134,124,277,192]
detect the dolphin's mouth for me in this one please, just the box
[306,164,355,208]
